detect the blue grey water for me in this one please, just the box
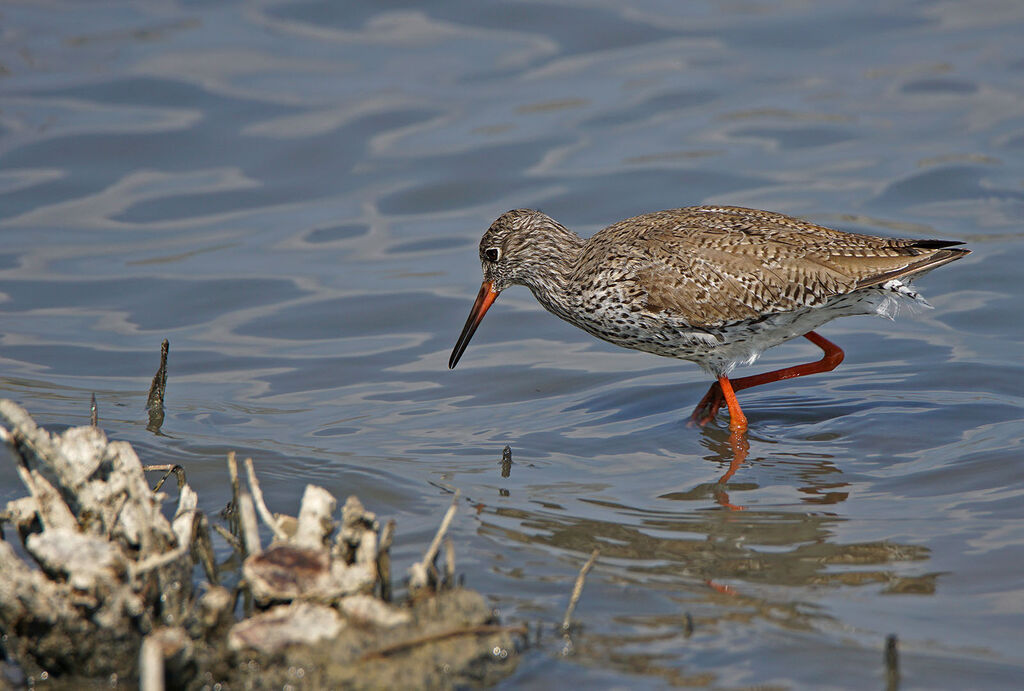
[2,1,1023,686]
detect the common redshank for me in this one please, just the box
[449,206,969,432]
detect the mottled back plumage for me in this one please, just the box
[576,206,966,328]
[459,205,969,377]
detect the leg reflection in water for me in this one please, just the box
[712,429,749,511]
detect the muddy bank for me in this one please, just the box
[0,400,521,689]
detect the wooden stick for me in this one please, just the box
[143,464,186,493]
[409,491,460,591]
[885,634,899,691]
[226,452,240,537]
[500,445,512,478]
[244,458,287,542]
[421,490,459,570]
[212,522,242,553]
[145,340,169,433]
[238,486,261,556]
[561,548,600,632]
[359,624,527,661]
[193,513,219,585]
[146,339,169,411]
[227,451,239,501]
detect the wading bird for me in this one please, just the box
[449,206,969,432]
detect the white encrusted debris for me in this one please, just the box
[294,484,337,549]
[228,601,345,653]
[340,594,412,627]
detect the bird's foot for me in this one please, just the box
[689,381,725,427]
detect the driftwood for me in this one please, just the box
[0,399,189,682]
[561,548,600,633]
[0,400,521,689]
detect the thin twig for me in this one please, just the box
[561,548,600,632]
[212,523,243,553]
[885,634,900,691]
[359,624,527,661]
[425,480,457,495]
[227,451,239,499]
[194,513,219,585]
[90,393,98,427]
[244,457,287,541]
[419,489,459,572]
[143,464,186,493]
[225,451,240,537]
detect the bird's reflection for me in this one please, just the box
[716,428,749,510]
[476,432,937,679]
[654,427,751,510]
[482,479,934,592]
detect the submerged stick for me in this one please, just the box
[146,340,169,409]
[359,624,527,661]
[500,445,512,479]
[561,548,600,633]
[885,634,899,691]
[146,339,169,433]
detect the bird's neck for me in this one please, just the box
[521,226,585,321]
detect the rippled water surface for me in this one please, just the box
[2,0,1023,686]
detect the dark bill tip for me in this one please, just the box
[449,281,499,369]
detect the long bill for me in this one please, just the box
[449,281,500,369]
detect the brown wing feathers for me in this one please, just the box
[603,207,970,327]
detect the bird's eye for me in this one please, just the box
[484,247,501,262]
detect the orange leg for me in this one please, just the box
[690,331,845,429]
[717,375,747,433]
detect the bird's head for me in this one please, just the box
[476,208,566,292]
[449,209,573,369]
